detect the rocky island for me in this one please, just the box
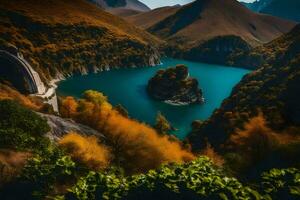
[147,65,204,105]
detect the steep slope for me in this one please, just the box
[243,0,300,22]
[188,24,300,151]
[107,8,142,17]
[90,0,150,11]
[126,5,181,29]
[0,0,160,82]
[148,0,295,47]
[242,0,272,12]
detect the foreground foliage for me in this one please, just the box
[0,99,50,151]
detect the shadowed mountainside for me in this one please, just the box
[0,0,161,83]
[243,0,300,22]
[90,0,150,11]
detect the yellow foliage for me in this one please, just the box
[59,132,111,170]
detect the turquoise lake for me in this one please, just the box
[57,58,250,139]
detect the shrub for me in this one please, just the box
[67,157,262,200]
[59,132,111,170]
[0,100,50,150]
[261,168,300,199]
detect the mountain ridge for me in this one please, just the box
[90,0,150,12]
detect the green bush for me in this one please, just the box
[0,100,50,150]
[67,157,261,200]
[261,168,300,200]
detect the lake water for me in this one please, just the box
[57,58,250,139]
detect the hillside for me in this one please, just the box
[126,5,181,29]
[127,0,295,66]
[90,0,150,11]
[0,0,160,83]
[243,0,300,22]
[188,25,300,175]
[107,8,143,17]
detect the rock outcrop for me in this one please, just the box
[147,65,203,105]
[39,113,105,142]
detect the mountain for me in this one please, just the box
[0,0,160,82]
[243,0,300,22]
[90,0,150,12]
[148,0,295,46]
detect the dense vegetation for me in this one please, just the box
[59,90,194,174]
[0,96,299,199]
[0,100,50,151]
[188,24,300,179]
[0,0,160,83]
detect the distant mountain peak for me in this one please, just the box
[90,0,150,12]
[244,0,300,22]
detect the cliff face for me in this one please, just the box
[0,0,161,83]
[147,65,203,105]
[166,35,251,67]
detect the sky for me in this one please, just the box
[139,0,256,9]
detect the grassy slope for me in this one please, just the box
[140,0,295,48]
[188,24,300,151]
[0,0,161,82]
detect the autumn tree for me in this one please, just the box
[60,96,78,118]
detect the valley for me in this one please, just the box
[0,0,299,199]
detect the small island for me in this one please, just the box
[147,64,204,105]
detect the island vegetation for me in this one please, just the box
[147,64,203,105]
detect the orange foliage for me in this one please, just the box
[59,132,111,170]
[0,84,41,110]
[59,92,195,173]
[0,149,31,185]
[228,113,300,166]
[60,97,78,118]
[201,144,224,167]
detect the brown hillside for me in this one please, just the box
[0,0,161,81]
[0,0,158,44]
[126,5,181,29]
[108,8,142,17]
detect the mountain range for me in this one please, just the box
[243,0,300,22]
[127,0,295,65]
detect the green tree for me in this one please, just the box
[154,112,171,135]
